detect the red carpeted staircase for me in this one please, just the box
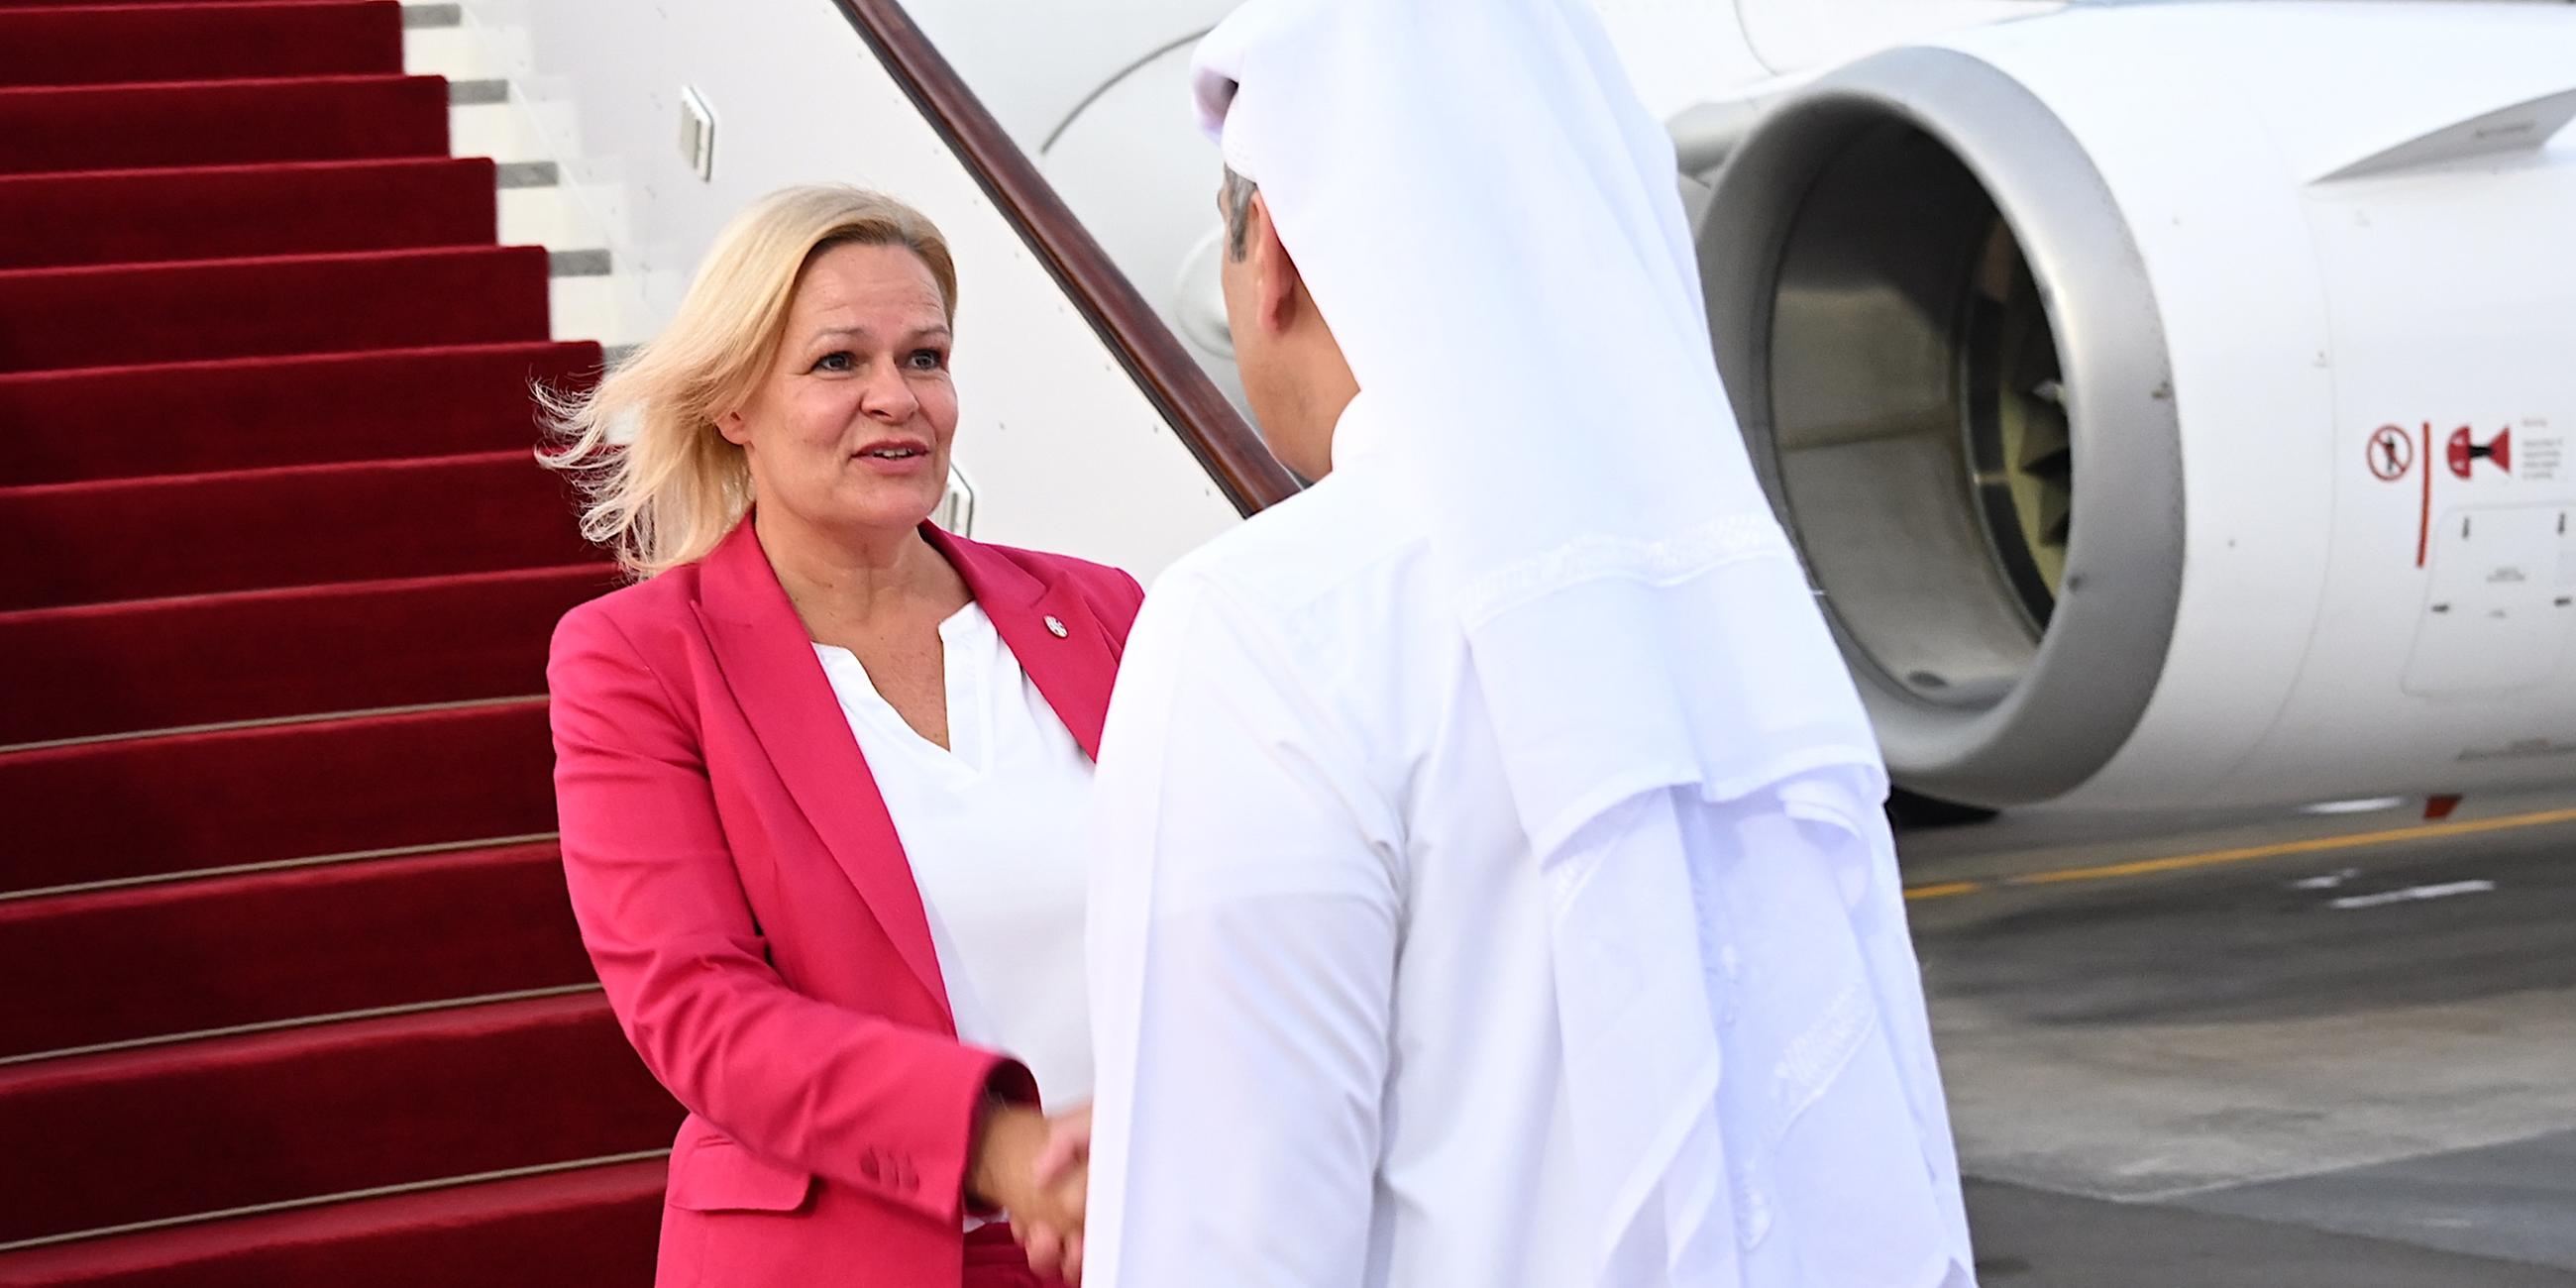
[0,4,679,1284]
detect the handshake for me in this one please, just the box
[969,1100,1093,1285]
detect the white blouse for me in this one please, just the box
[813,602,1097,1117]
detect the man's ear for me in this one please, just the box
[1251,193,1302,332]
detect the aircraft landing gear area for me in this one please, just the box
[1897,789,2576,1286]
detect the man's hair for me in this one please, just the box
[1220,166,1259,263]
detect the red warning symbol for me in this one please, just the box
[2368,424,2414,481]
[2447,426,2512,479]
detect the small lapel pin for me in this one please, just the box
[1043,615,1069,638]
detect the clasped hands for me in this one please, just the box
[970,1101,1092,1284]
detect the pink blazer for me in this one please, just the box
[546,520,1143,1287]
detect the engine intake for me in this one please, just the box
[1695,48,2187,806]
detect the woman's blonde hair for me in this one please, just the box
[541,184,959,579]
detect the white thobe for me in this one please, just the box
[1085,406,1974,1287]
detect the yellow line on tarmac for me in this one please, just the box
[1902,806,2576,902]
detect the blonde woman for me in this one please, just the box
[544,185,1117,1288]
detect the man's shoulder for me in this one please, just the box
[1156,467,1426,626]
[1119,467,1462,841]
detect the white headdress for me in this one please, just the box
[1194,0,1902,1270]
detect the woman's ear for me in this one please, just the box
[715,407,752,448]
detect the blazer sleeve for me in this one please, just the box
[547,602,1036,1224]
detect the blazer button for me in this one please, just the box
[1044,615,1069,638]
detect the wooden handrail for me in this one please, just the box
[829,0,1301,517]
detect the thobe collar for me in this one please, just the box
[1325,389,1393,476]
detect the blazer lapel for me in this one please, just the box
[694,523,953,1024]
[925,525,1122,759]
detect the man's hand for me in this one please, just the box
[1016,1153,1088,1285]
[1029,1102,1092,1190]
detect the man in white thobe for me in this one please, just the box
[1081,1,1978,1285]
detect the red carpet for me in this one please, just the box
[0,1162,665,1288]
[0,842,595,1057]
[0,564,613,744]
[0,246,553,373]
[0,158,499,270]
[0,0,307,7]
[0,3,401,87]
[0,75,449,175]
[0,341,602,485]
[0,452,597,610]
[0,7,675,1283]
[4,700,560,890]
[0,994,679,1242]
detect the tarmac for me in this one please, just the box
[1899,789,2576,1286]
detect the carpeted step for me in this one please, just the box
[0,1158,665,1288]
[0,564,615,746]
[0,341,599,486]
[0,452,593,611]
[0,993,683,1244]
[0,2,402,88]
[0,158,497,271]
[0,246,552,375]
[0,700,556,894]
[0,0,303,7]
[0,842,592,1059]
[0,73,448,176]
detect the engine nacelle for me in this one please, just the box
[1696,2,2576,808]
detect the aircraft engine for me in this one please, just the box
[1691,2,2576,808]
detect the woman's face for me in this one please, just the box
[720,242,957,541]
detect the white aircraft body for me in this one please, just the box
[484,0,2576,810]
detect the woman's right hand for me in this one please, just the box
[1021,1103,1092,1283]
[968,1100,1090,1282]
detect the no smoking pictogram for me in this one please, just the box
[2368,424,2414,482]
